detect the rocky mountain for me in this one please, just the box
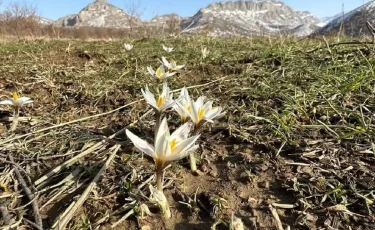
[145,14,181,31]
[38,16,54,26]
[180,0,322,37]
[319,13,343,27]
[49,0,330,37]
[148,14,181,25]
[54,0,141,28]
[318,0,375,36]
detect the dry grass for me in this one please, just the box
[0,36,374,229]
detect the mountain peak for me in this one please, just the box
[51,0,328,37]
[55,0,141,28]
[181,0,321,37]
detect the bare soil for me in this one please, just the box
[0,37,374,230]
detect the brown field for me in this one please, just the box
[0,37,374,230]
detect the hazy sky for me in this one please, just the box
[0,0,370,20]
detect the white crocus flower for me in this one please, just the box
[162,45,174,53]
[147,65,176,81]
[141,82,174,113]
[124,43,133,51]
[188,96,226,128]
[0,92,33,107]
[126,118,199,184]
[126,118,199,218]
[173,87,192,122]
[0,92,33,132]
[161,57,185,71]
[202,47,210,59]
[179,95,225,173]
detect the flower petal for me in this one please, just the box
[155,130,169,161]
[147,66,155,75]
[167,144,199,162]
[189,99,199,124]
[173,103,189,120]
[170,122,193,141]
[166,72,177,77]
[17,97,33,105]
[141,88,157,109]
[126,129,155,159]
[171,135,199,155]
[167,135,200,161]
[155,118,169,145]
[161,56,169,67]
[213,111,226,120]
[195,96,206,108]
[0,100,14,105]
[176,65,185,70]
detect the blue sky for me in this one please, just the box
[0,0,370,20]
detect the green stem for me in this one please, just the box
[10,107,19,132]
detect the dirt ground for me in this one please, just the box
[0,37,374,229]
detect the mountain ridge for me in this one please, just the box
[33,0,375,38]
[54,0,141,28]
[181,0,322,37]
[318,0,375,36]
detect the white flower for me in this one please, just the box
[183,96,225,127]
[0,92,33,107]
[162,45,174,53]
[141,82,174,113]
[124,43,133,51]
[173,87,192,122]
[202,47,210,58]
[161,57,185,71]
[147,65,176,81]
[126,118,200,170]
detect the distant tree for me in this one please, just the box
[0,1,40,38]
[124,0,144,34]
[165,15,181,36]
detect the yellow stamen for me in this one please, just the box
[157,96,165,108]
[212,106,216,110]
[198,108,205,121]
[156,68,163,78]
[12,92,19,101]
[169,139,177,150]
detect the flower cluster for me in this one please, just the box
[125,43,222,219]
[174,88,225,129]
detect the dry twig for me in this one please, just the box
[8,154,43,229]
[52,144,120,229]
